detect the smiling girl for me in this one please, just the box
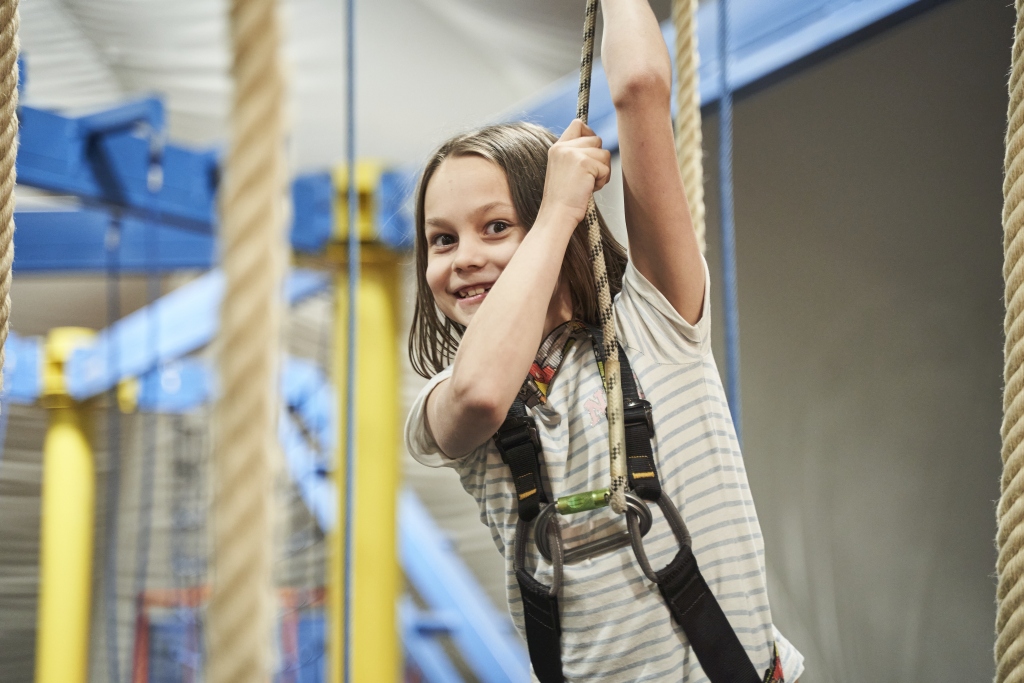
[404,1,804,681]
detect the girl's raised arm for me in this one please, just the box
[602,0,706,324]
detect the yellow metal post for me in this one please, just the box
[328,243,401,683]
[35,327,96,683]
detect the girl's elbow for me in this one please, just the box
[451,380,508,431]
[611,69,671,110]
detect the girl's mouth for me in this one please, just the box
[455,284,492,305]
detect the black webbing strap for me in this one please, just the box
[494,399,548,522]
[656,543,762,683]
[497,330,766,683]
[589,324,662,501]
[516,568,563,683]
[617,344,662,501]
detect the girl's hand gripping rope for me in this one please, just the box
[539,119,612,228]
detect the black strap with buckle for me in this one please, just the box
[493,335,777,683]
[494,399,547,522]
[618,344,661,501]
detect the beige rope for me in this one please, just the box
[673,0,705,253]
[998,3,1024,681]
[577,0,627,514]
[207,0,287,680]
[0,1,17,399]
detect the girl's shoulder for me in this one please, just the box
[615,257,711,365]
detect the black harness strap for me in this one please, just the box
[494,337,774,683]
[591,325,662,501]
[494,399,547,522]
[618,344,662,501]
[657,542,762,683]
[516,568,563,682]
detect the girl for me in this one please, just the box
[405,1,804,680]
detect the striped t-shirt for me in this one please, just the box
[406,259,805,682]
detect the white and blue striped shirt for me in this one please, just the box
[406,259,805,682]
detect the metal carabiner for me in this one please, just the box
[626,491,692,583]
[535,491,653,565]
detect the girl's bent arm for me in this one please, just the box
[426,122,612,458]
[426,206,577,458]
[602,0,706,324]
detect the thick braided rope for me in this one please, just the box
[0,0,17,399]
[207,0,287,680]
[999,4,1024,680]
[672,0,705,253]
[577,0,627,514]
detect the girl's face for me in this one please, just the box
[423,155,528,328]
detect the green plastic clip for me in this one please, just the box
[555,488,611,515]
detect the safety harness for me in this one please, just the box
[493,328,779,683]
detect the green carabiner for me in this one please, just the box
[555,488,610,515]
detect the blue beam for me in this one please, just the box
[14,173,336,273]
[135,358,212,414]
[399,490,529,683]
[63,268,330,400]
[510,0,948,151]
[400,598,465,683]
[3,331,41,404]
[13,209,214,273]
[18,99,218,230]
[279,405,337,531]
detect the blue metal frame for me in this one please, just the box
[399,490,529,683]
[62,268,328,401]
[14,209,215,272]
[4,332,40,404]
[400,598,465,683]
[510,0,949,152]
[18,98,216,230]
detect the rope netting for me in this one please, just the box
[997,3,1024,681]
[207,0,289,679]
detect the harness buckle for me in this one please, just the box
[626,491,692,584]
[624,397,654,433]
[535,492,653,565]
[496,414,542,453]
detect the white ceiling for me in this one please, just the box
[19,0,672,171]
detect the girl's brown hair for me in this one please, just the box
[409,122,628,379]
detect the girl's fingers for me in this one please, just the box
[559,119,601,145]
[559,118,585,141]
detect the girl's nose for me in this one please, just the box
[452,239,486,271]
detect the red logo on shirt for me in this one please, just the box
[584,388,607,427]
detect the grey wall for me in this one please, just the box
[698,0,1012,679]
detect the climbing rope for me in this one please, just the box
[672,0,705,253]
[576,0,627,515]
[207,0,288,679]
[0,0,17,401]
[997,4,1024,681]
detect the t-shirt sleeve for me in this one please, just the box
[614,255,712,363]
[403,365,456,468]
[773,626,806,682]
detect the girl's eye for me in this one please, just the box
[485,221,510,235]
[429,233,456,248]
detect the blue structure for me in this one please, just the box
[511,0,949,151]
[8,85,518,683]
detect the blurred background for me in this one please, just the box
[0,0,1012,681]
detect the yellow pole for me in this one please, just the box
[35,327,96,683]
[328,243,401,683]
